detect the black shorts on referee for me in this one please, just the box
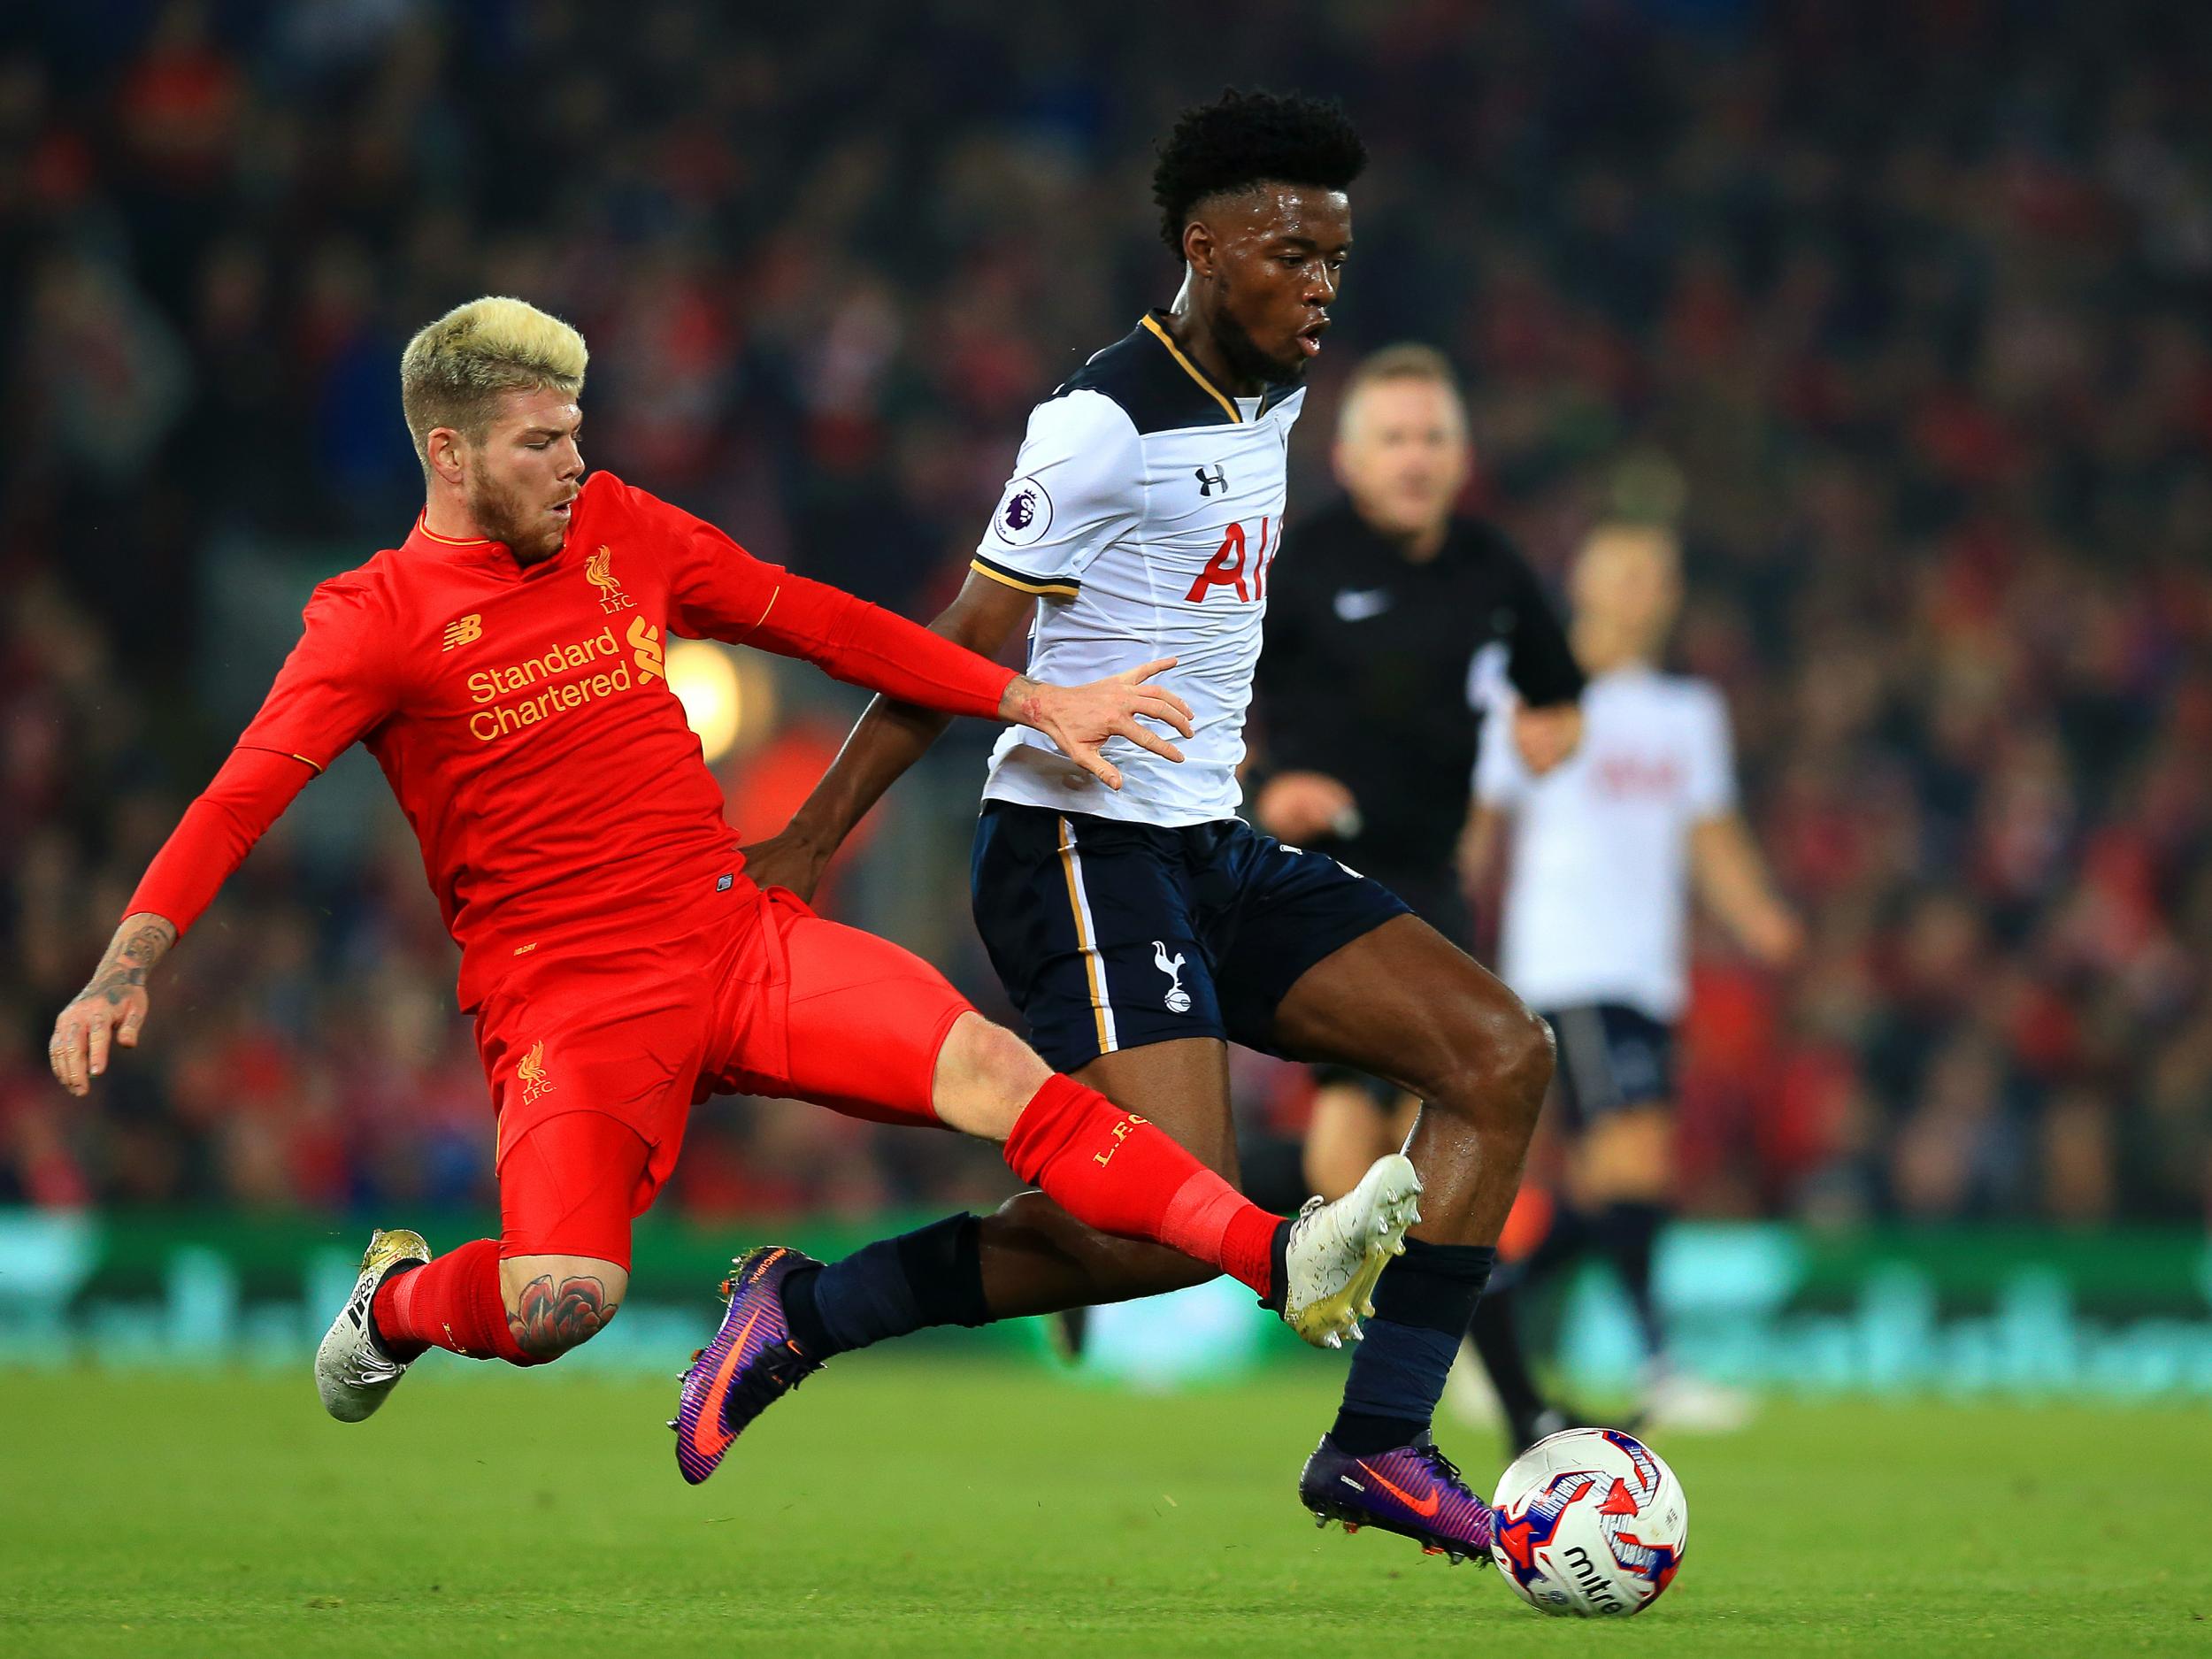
[971,802,1410,1073]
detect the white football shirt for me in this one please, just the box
[1477,664,1737,1021]
[972,313,1303,826]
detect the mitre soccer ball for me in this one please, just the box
[1488,1427,1687,1617]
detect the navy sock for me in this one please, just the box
[782,1214,988,1359]
[1594,1200,1666,1356]
[1331,1238,1494,1455]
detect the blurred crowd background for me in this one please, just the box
[3,0,2208,1233]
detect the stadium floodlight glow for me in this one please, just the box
[665,640,743,762]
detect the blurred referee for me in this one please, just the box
[1251,343,1584,1198]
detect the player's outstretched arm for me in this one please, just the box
[49,912,177,1097]
[744,569,1190,900]
[54,578,395,1094]
[741,572,1031,898]
[1690,813,1803,966]
[703,549,1191,785]
[49,745,320,1094]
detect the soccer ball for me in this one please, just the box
[1488,1427,1686,1617]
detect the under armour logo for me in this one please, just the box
[1153,941,1191,1014]
[1194,464,1227,497]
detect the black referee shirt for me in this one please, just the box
[1252,496,1585,874]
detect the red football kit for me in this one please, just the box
[129,471,1016,1249]
[124,469,1283,1324]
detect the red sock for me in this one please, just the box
[1001,1073,1281,1299]
[371,1238,539,1366]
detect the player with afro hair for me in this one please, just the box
[1153,87,1369,257]
[741,83,1557,1577]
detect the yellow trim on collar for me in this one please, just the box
[1138,315,1241,424]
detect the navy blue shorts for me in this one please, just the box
[971,803,1412,1072]
[1544,1002,1678,1125]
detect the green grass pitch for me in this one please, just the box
[4,1356,2207,1656]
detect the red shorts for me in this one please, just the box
[476,883,973,1266]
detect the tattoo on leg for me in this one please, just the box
[508,1273,616,1357]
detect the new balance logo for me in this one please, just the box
[1153,941,1191,1014]
[442,614,483,650]
[1194,463,1228,496]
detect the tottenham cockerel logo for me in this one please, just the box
[585,546,635,613]
[1153,941,1191,1014]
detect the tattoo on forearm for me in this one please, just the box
[508,1273,615,1357]
[83,916,176,1008]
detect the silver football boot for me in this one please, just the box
[1280,1154,1423,1348]
[315,1227,432,1421]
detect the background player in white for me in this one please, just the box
[1467,521,1802,1430]
[742,89,1555,1563]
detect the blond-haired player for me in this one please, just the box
[48,295,1424,1491]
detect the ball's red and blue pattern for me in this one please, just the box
[1488,1426,1688,1617]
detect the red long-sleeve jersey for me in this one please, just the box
[128,471,1014,1010]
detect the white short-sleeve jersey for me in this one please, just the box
[1477,664,1737,1021]
[972,312,1304,826]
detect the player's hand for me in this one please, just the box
[49,915,175,1096]
[1255,771,1359,842]
[741,827,833,905]
[1740,902,1806,969]
[1514,703,1583,775]
[1003,659,1194,791]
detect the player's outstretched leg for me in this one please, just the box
[1271,915,1556,1563]
[669,1150,1422,1487]
[671,1147,1424,1485]
[316,1226,432,1421]
[321,1118,644,1425]
[667,1007,1421,1484]
[951,1024,1424,1347]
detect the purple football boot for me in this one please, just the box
[1299,1432,1496,1564]
[672,1245,824,1486]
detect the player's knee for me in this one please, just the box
[934,1013,1053,1139]
[1425,992,1554,1136]
[499,1256,627,1363]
